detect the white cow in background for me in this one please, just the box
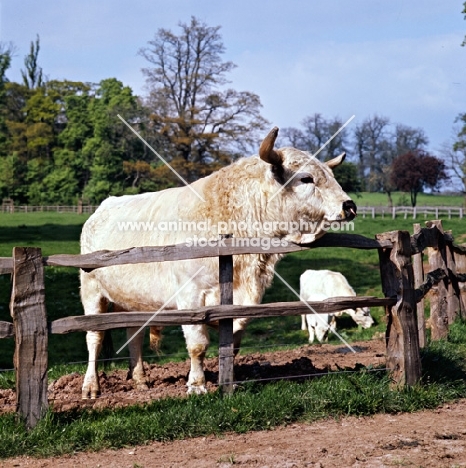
[80,127,357,398]
[300,269,374,343]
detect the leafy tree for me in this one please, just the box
[282,113,349,161]
[122,160,174,193]
[0,152,22,200]
[0,42,15,156]
[21,35,43,89]
[1,80,31,202]
[462,1,466,46]
[369,124,428,207]
[139,16,268,183]
[442,120,466,208]
[40,150,79,204]
[0,43,13,86]
[394,124,428,155]
[353,115,391,192]
[12,81,65,203]
[390,151,448,207]
[447,119,466,205]
[332,161,362,194]
[81,78,144,203]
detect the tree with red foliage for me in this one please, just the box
[390,151,448,207]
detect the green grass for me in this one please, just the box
[0,212,88,257]
[355,191,465,207]
[1,320,466,458]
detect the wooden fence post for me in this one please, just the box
[376,230,421,386]
[453,245,466,318]
[10,247,48,428]
[412,224,426,348]
[218,237,234,395]
[429,221,461,325]
[444,230,462,324]
[426,221,449,340]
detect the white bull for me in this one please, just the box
[80,127,357,398]
[300,269,374,343]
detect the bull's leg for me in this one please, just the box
[126,327,149,390]
[182,324,209,394]
[81,273,107,399]
[83,330,105,399]
[232,318,249,355]
[111,302,150,391]
[305,316,316,343]
[301,315,307,331]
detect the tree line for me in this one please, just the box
[0,16,460,207]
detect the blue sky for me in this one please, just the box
[1,0,465,155]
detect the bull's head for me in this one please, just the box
[259,126,357,243]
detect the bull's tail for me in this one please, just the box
[149,326,163,351]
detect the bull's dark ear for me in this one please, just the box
[259,127,282,166]
[326,152,346,169]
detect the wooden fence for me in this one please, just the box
[0,220,465,428]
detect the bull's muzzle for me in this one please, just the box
[343,200,357,220]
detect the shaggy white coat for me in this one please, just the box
[80,128,355,398]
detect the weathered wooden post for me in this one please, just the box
[453,244,466,318]
[426,221,449,340]
[218,236,234,395]
[412,224,426,348]
[376,230,421,386]
[10,247,48,428]
[445,229,462,324]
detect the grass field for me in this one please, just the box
[354,191,465,207]
[1,210,466,457]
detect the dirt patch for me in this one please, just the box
[0,338,387,413]
[3,337,466,467]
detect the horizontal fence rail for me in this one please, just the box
[0,233,393,274]
[49,297,396,335]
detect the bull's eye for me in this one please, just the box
[300,176,314,184]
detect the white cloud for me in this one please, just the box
[229,32,466,152]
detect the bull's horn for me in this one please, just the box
[326,152,346,169]
[259,127,282,166]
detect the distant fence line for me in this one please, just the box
[0,204,464,219]
[359,206,464,219]
[0,204,98,214]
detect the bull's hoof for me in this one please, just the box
[82,389,100,400]
[187,384,207,395]
[82,380,101,399]
[135,382,149,391]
